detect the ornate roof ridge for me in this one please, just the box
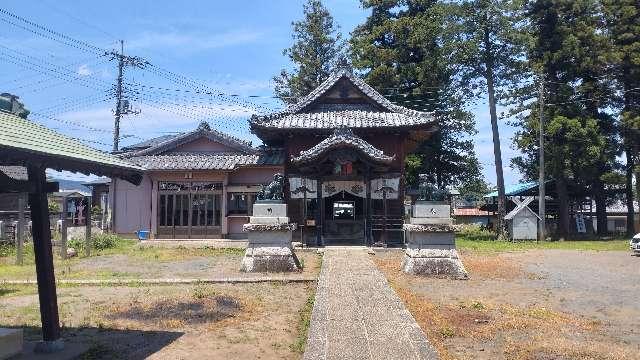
[291,127,395,165]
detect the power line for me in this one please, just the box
[0,7,105,54]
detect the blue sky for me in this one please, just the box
[1,0,522,186]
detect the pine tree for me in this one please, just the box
[512,0,619,238]
[350,0,481,190]
[603,0,640,236]
[451,0,529,237]
[273,0,344,104]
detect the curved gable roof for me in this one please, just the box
[291,128,395,165]
[250,66,436,133]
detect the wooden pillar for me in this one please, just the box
[16,193,25,265]
[316,178,323,246]
[382,189,388,247]
[27,166,62,349]
[150,179,158,239]
[85,196,92,257]
[365,173,372,246]
[221,174,228,237]
[60,196,67,260]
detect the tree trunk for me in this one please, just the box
[483,22,506,237]
[554,166,570,239]
[625,146,636,236]
[593,179,607,236]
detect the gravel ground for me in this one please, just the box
[373,249,640,359]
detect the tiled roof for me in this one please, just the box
[0,110,143,184]
[291,128,394,164]
[0,165,28,180]
[127,150,284,171]
[251,110,433,130]
[123,121,254,157]
[250,67,435,130]
[120,134,177,152]
[484,181,539,198]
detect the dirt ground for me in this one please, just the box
[373,249,640,360]
[0,248,320,281]
[0,282,315,359]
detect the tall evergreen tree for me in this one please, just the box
[350,0,481,190]
[603,0,640,236]
[512,0,618,238]
[273,0,344,104]
[451,0,528,236]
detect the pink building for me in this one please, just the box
[110,122,283,239]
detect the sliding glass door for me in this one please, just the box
[158,182,222,238]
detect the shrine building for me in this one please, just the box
[250,65,437,246]
[111,65,437,245]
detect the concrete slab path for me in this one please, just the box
[304,247,439,360]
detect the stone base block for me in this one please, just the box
[402,249,468,279]
[413,202,450,218]
[410,217,453,225]
[249,216,290,224]
[0,328,23,359]
[241,246,300,272]
[253,203,287,217]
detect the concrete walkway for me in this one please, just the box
[304,247,439,360]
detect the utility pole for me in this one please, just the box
[112,40,124,153]
[538,76,546,242]
[105,40,146,152]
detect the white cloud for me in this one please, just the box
[77,64,93,76]
[127,29,264,51]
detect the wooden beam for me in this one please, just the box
[27,165,62,351]
[0,170,59,194]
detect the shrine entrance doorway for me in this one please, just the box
[322,183,366,245]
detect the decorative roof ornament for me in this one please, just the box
[291,127,395,165]
[336,57,352,72]
[197,121,212,132]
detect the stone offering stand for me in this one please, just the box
[241,202,301,272]
[402,201,468,279]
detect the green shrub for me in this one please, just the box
[455,223,496,241]
[67,233,124,253]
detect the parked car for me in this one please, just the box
[631,233,640,256]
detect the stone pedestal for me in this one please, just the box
[402,202,467,279]
[241,203,300,272]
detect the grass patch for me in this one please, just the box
[290,289,315,353]
[456,238,629,252]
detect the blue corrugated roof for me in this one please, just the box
[484,181,538,198]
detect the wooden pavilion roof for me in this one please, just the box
[0,110,143,185]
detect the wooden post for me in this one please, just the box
[365,175,372,246]
[382,189,388,247]
[85,196,91,257]
[60,196,67,260]
[16,193,25,265]
[27,166,62,349]
[316,179,323,246]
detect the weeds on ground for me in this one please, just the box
[290,289,315,353]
